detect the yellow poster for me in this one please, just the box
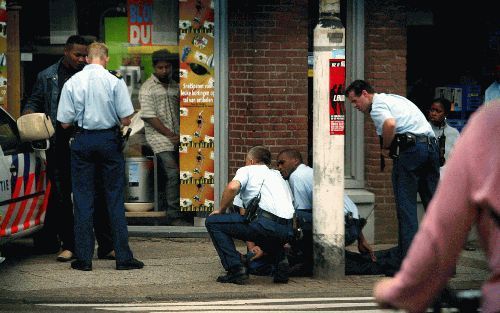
[178,0,215,212]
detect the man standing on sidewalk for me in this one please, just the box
[206,146,294,284]
[57,42,143,271]
[139,49,188,226]
[346,80,440,268]
[23,35,114,262]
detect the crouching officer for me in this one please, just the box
[57,42,143,271]
[206,146,294,284]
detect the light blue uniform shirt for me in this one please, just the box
[485,81,500,104]
[57,64,134,129]
[288,164,313,211]
[343,195,359,219]
[370,93,435,138]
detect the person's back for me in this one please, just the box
[236,164,294,219]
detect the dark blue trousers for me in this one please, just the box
[392,140,440,260]
[70,129,133,263]
[205,212,293,272]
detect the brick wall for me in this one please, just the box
[227,0,309,176]
[364,1,407,243]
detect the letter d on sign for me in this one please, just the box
[130,25,140,44]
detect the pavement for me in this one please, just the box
[0,228,489,305]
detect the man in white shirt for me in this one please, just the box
[346,80,440,266]
[206,146,294,285]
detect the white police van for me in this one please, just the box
[0,107,51,260]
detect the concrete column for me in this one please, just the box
[312,0,345,279]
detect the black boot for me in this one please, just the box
[217,267,249,285]
[273,258,289,283]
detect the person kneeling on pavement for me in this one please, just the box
[205,146,295,285]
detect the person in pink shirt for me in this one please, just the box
[373,100,500,313]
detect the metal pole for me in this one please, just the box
[312,0,345,279]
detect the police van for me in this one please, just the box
[0,107,52,257]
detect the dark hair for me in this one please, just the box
[278,149,303,163]
[65,35,87,48]
[345,79,375,97]
[152,49,174,66]
[248,146,272,165]
[432,97,451,115]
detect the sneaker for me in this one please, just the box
[273,258,289,284]
[56,250,75,262]
[71,259,92,271]
[216,267,249,285]
[116,258,144,270]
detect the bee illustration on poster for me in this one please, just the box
[179,106,214,148]
[179,183,214,212]
[179,0,214,32]
[179,146,214,184]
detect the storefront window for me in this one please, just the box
[18,0,218,227]
[104,0,215,226]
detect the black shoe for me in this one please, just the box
[71,259,92,271]
[97,250,116,260]
[273,259,289,283]
[116,258,144,270]
[216,267,249,285]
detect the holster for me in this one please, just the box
[389,133,417,159]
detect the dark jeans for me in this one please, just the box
[71,129,133,263]
[35,126,113,255]
[287,210,313,274]
[205,212,293,272]
[392,140,440,261]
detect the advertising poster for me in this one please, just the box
[0,0,7,108]
[128,0,153,46]
[178,0,215,212]
[329,59,346,135]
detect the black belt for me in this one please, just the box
[257,208,291,225]
[413,134,436,144]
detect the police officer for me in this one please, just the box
[205,146,294,284]
[23,35,114,261]
[57,42,143,271]
[345,80,440,265]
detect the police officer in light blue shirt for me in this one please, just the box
[57,42,143,272]
[346,80,440,267]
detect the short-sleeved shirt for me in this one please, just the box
[233,164,295,219]
[288,163,313,211]
[139,75,179,153]
[484,81,500,104]
[343,195,359,219]
[57,64,133,129]
[370,93,435,138]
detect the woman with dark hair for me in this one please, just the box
[427,97,460,172]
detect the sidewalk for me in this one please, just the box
[0,235,488,304]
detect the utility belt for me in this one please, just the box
[74,125,120,134]
[389,133,437,159]
[256,208,291,225]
